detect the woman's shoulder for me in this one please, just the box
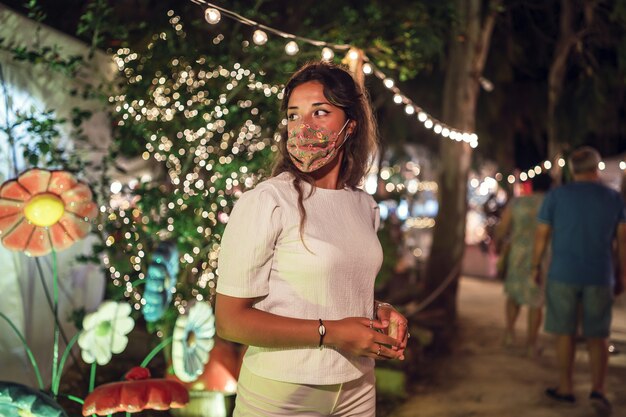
[238,172,293,202]
[348,186,378,206]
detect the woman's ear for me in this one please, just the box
[347,119,357,136]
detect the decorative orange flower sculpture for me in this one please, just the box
[0,169,98,256]
[82,367,189,416]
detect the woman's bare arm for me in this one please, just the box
[215,293,404,360]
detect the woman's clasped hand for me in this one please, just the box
[325,317,405,360]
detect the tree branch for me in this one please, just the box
[472,0,502,79]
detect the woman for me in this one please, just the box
[215,61,408,416]
[495,173,552,357]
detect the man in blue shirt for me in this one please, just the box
[532,147,626,414]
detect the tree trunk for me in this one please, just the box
[547,0,575,163]
[547,0,596,174]
[424,0,498,345]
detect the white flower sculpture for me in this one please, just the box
[172,303,216,382]
[78,301,135,365]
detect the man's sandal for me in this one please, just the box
[545,388,576,404]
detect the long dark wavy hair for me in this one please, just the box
[271,61,378,241]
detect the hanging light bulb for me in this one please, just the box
[362,63,372,75]
[205,8,221,24]
[252,29,268,45]
[393,94,403,104]
[417,112,427,122]
[321,47,334,61]
[383,78,394,89]
[405,105,415,115]
[285,40,299,55]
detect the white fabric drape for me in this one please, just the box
[0,4,114,387]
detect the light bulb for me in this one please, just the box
[441,127,449,137]
[544,160,552,170]
[393,94,403,104]
[321,47,334,61]
[205,8,221,24]
[383,78,394,89]
[252,29,268,45]
[417,111,427,122]
[405,105,415,115]
[285,40,299,55]
[363,63,372,74]
[424,120,433,129]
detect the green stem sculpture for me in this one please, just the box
[0,312,44,389]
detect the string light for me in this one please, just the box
[204,8,221,24]
[496,155,624,185]
[321,47,334,61]
[188,0,479,146]
[252,29,268,45]
[285,40,299,55]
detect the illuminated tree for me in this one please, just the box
[99,11,284,335]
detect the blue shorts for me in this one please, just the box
[544,280,613,338]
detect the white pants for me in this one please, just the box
[234,365,376,416]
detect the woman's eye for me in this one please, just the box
[314,109,329,117]
[287,113,298,121]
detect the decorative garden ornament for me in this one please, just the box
[0,381,68,417]
[172,303,216,382]
[142,241,180,322]
[77,301,135,365]
[168,339,240,417]
[82,367,188,416]
[0,168,97,256]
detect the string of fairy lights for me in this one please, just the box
[496,157,625,185]
[189,0,479,148]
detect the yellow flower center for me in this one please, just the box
[187,330,197,348]
[23,193,65,227]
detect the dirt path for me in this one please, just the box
[396,277,626,417]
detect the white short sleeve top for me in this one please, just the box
[216,172,383,385]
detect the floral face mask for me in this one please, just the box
[287,119,350,172]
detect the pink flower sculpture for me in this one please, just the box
[0,168,98,256]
